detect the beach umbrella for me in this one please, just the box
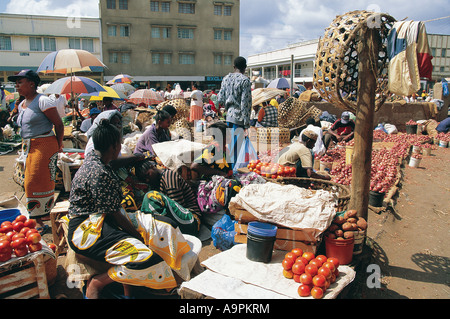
[128,89,164,106]
[37,49,105,74]
[111,83,136,96]
[106,74,133,85]
[267,78,290,89]
[6,92,20,102]
[80,86,128,101]
[45,76,106,95]
[37,83,52,94]
[251,88,286,107]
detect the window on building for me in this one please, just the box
[179,54,195,65]
[108,25,117,37]
[43,37,56,51]
[224,30,232,40]
[162,27,170,38]
[122,52,130,64]
[68,38,81,50]
[152,53,160,64]
[179,2,195,14]
[163,53,172,64]
[82,39,94,52]
[119,0,128,10]
[214,5,222,16]
[0,36,12,50]
[431,48,436,57]
[120,25,130,37]
[440,66,445,72]
[178,28,194,39]
[151,27,161,38]
[107,0,116,9]
[442,48,447,57]
[214,55,222,65]
[161,2,170,12]
[109,52,118,63]
[29,37,43,51]
[224,55,232,65]
[150,1,159,11]
[214,30,222,40]
[224,6,232,16]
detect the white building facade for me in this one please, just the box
[0,13,103,88]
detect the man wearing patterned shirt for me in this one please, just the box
[217,56,252,169]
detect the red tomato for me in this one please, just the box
[24,219,37,229]
[11,237,27,249]
[296,256,309,265]
[298,284,312,297]
[14,215,27,223]
[305,264,318,277]
[27,232,41,245]
[330,273,337,284]
[48,243,57,253]
[316,255,328,264]
[26,228,38,237]
[0,252,12,262]
[282,269,294,279]
[12,232,25,241]
[327,257,340,269]
[14,247,28,257]
[334,268,339,277]
[309,258,323,268]
[28,243,42,253]
[284,252,297,262]
[1,221,12,228]
[282,258,294,270]
[318,266,332,279]
[12,221,24,232]
[0,241,12,254]
[293,274,301,283]
[19,227,30,235]
[291,248,303,257]
[322,261,336,273]
[312,274,326,287]
[0,224,13,234]
[302,252,315,262]
[5,231,15,241]
[299,273,313,285]
[311,286,324,299]
[291,262,305,275]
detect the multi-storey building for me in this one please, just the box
[0,13,103,89]
[100,0,240,90]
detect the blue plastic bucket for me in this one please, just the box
[0,209,21,224]
[246,222,278,263]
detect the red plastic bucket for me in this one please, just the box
[325,237,354,265]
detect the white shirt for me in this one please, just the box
[190,90,203,107]
[300,124,326,156]
[51,94,67,118]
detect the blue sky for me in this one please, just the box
[1,0,450,58]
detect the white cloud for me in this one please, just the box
[5,0,99,17]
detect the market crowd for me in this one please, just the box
[1,56,449,299]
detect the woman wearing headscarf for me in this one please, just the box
[8,70,64,234]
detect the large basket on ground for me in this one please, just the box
[156,99,193,140]
[257,127,290,145]
[313,10,395,113]
[275,177,350,212]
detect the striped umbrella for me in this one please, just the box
[80,86,128,101]
[128,89,164,106]
[45,76,106,95]
[111,83,136,96]
[37,49,105,74]
[106,74,133,85]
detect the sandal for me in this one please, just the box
[36,224,49,235]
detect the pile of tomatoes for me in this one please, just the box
[281,248,340,299]
[0,215,45,262]
[247,160,296,179]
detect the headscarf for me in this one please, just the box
[86,110,122,139]
[269,99,279,108]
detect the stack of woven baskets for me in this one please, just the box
[278,97,323,129]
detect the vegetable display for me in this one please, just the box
[323,209,367,240]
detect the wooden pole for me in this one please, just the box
[348,26,379,220]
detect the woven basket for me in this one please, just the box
[278,97,308,129]
[313,10,395,113]
[257,127,290,144]
[274,177,350,212]
[156,98,190,123]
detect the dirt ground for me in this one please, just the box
[0,143,448,299]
